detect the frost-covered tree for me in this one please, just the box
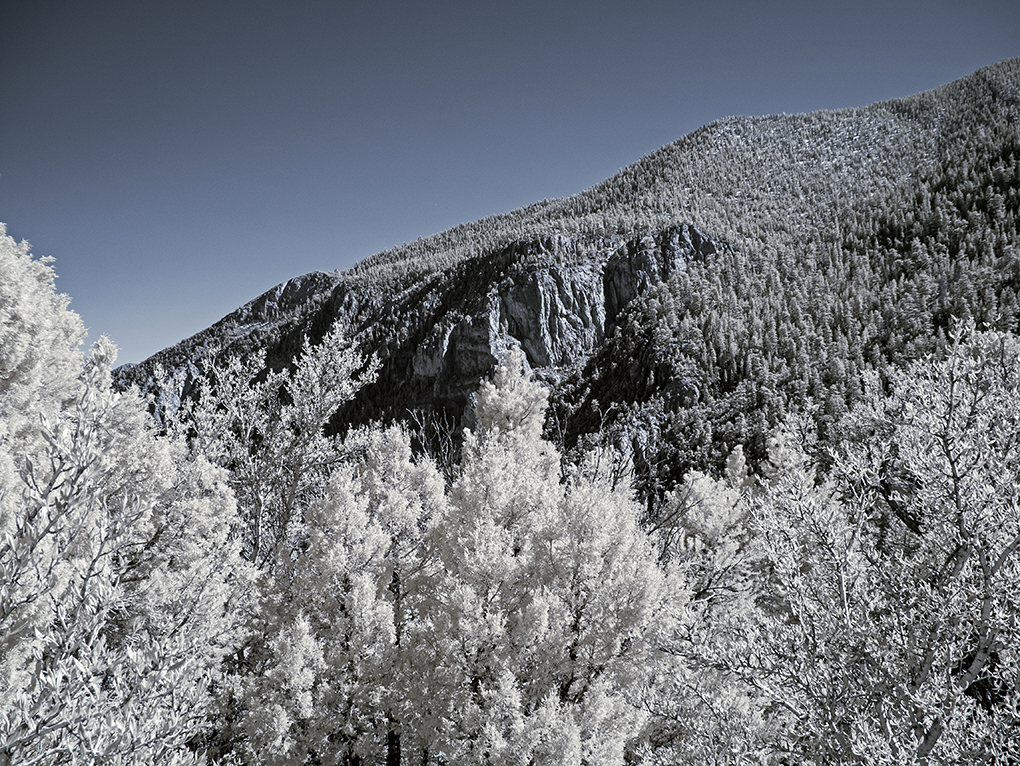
[712,328,1020,765]
[643,452,783,766]
[219,348,676,766]
[0,230,249,765]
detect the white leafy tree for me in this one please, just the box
[436,347,676,766]
[707,327,1020,765]
[221,347,677,766]
[0,225,84,539]
[0,230,249,765]
[643,451,782,766]
[228,424,448,766]
[170,323,379,568]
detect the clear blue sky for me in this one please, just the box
[2,0,1018,363]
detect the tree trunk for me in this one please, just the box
[386,728,401,766]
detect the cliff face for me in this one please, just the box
[118,223,728,430]
[405,224,722,408]
[604,224,720,323]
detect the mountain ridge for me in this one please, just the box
[117,57,1020,488]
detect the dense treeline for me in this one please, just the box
[343,59,1019,293]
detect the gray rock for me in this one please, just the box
[119,224,728,431]
[498,262,606,368]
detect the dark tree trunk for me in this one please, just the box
[386,728,401,766]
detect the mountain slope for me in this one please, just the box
[118,57,1020,492]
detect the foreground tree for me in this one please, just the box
[643,454,782,765]
[0,231,248,765]
[169,324,378,569]
[0,225,84,543]
[225,424,447,766]
[219,348,676,765]
[435,348,675,765]
[709,328,1020,764]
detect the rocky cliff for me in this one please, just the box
[118,223,729,434]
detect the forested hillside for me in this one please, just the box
[3,58,1020,764]
[556,108,1020,499]
[120,57,1020,496]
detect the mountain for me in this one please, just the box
[117,57,1020,497]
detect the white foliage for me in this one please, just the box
[0,225,84,544]
[699,327,1020,765]
[0,235,248,765]
[225,349,675,765]
[439,351,672,764]
[231,424,447,765]
[172,323,378,569]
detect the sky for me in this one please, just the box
[2,1,1018,364]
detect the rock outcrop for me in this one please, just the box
[604,224,719,323]
[118,223,729,430]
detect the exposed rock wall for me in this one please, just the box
[499,262,606,368]
[119,224,729,429]
[358,223,727,421]
[604,224,718,324]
